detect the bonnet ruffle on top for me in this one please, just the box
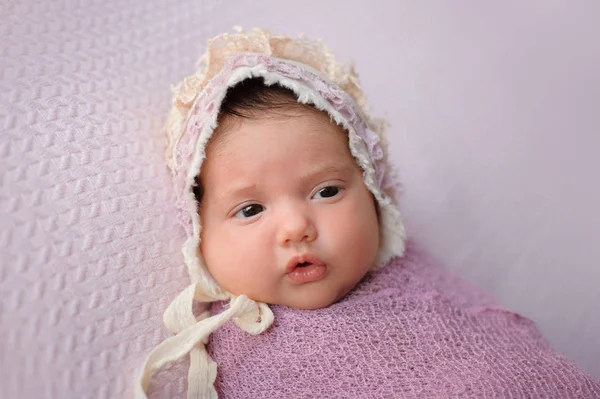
[136,28,406,398]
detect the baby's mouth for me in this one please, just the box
[286,254,327,284]
[286,255,322,272]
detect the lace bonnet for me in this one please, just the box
[136,27,406,398]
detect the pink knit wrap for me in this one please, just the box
[209,243,600,398]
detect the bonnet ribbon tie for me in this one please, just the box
[135,283,274,399]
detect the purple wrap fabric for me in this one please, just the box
[209,243,600,398]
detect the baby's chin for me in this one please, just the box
[220,275,367,310]
[267,285,354,310]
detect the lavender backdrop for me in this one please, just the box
[1,1,598,397]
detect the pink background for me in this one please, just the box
[1,1,598,397]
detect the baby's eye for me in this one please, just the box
[313,186,341,199]
[234,204,264,218]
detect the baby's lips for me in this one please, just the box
[285,253,325,273]
[286,257,328,284]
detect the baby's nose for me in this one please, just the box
[276,206,317,245]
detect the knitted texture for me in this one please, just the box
[209,243,600,398]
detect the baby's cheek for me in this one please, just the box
[340,200,378,243]
[339,208,379,271]
[221,234,273,296]
[201,233,241,290]
[207,258,251,296]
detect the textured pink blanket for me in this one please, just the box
[209,244,600,398]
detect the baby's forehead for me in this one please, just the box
[200,113,359,188]
[207,106,350,157]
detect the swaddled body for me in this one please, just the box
[209,244,600,398]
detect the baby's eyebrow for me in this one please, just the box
[300,163,354,181]
[216,183,258,202]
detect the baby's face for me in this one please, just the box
[199,110,380,309]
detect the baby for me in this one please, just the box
[197,76,384,311]
[137,29,600,398]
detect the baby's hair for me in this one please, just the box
[192,77,323,206]
[218,77,317,119]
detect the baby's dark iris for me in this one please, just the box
[318,186,340,198]
[241,204,263,217]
